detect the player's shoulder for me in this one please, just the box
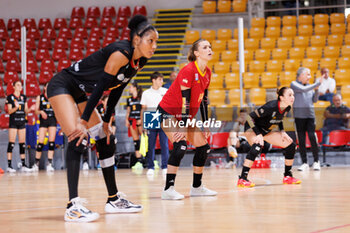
[264,99,278,109]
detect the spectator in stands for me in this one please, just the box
[317,67,336,103]
[140,71,169,176]
[291,67,323,171]
[47,15,157,222]
[163,71,177,89]
[33,83,57,172]
[321,94,350,145]
[125,82,144,170]
[6,81,35,173]
[226,109,271,169]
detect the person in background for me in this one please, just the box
[317,67,336,103]
[125,82,144,170]
[291,67,323,171]
[163,71,177,89]
[140,72,169,176]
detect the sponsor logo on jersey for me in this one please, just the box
[182,79,188,84]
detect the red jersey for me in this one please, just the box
[159,61,211,120]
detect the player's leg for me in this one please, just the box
[295,118,309,171]
[18,128,31,171]
[7,128,16,172]
[130,124,143,169]
[47,126,57,171]
[34,126,47,171]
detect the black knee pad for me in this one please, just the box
[168,140,187,167]
[19,143,25,154]
[36,143,44,152]
[49,141,55,151]
[284,142,296,160]
[68,137,88,154]
[246,143,262,161]
[7,142,15,153]
[96,135,116,168]
[134,140,140,151]
[193,143,211,167]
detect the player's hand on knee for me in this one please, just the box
[281,131,293,144]
[173,131,186,142]
[253,134,264,146]
[69,121,88,145]
[102,122,112,145]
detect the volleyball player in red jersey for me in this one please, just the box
[158,39,217,200]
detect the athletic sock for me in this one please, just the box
[8,159,11,168]
[240,166,251,180]
[21,158,25,167]
[192,173,203,188]
[48,158,52,164]
[66,148,81,200]
[107,193,119,202]
[101,165,118,197]
[35,158,40,166]
[284,165,293,177]
[164,174,176,190]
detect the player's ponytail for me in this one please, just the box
[128,15,156,40]
[188,39,207,62]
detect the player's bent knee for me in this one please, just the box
[193,143,210,167]
[168,140,187,167]
[246,143,262,161]
[67,138,88,161]
[7,142,15,153]
[96,135,117,168]
[284,142,296,160]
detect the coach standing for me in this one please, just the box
[291,67,323,171]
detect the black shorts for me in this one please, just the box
[39,116,57,128]
[9,120,26,129]
[47,70,88,104]
[157,105,173,121]
[244,122,270,136]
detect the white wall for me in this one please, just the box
[0,0,200,22]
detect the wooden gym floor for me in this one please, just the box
[0,167,349,233]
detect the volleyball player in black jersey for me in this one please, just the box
[96,95,116,134]
[33,84,57,172]
[6,81,34,172]
[125,82,143,169]
[237,87,301,187]
[46,15,158,222]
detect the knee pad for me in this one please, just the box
[284,142,296,160]
[193,143,211,167]
[19,143,25,154]
[36,143,44,152]
[168,140,187,167]
[134,140,140,151]
[68,138,88,154]
[246,143,262,161]
[49,141,55,151]
[88,123,106,141]
[7,142,15,153]
[96,135,116,168]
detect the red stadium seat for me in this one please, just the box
[115,16,128,28]
[121,27,130,40]
[0,114,10,129]
[211,132,229,149]
[69,48,84,61]
[86,36,101,49]
[6,59,21,72]
[25,37,36,50]
[6,83,14,96]
[100,17,114,28]
[4,71,19,85]
[5,38,20,50]
[133,5,147,16]
[26,81,41,97]
[103,36,116,47]
[26,112,38,126]
[54,18,68,30]
[27,58,39,72]
[85,47,99,57]
[10,28,21,40]
[0,83,5,97]
[69,18,83,29]
[39,70,53,84]
[42,28,56,40]
[102,6,117,18]
[40,58,55,72]
[118,6,131,18]
[2,49,17,61]
[35,49,51,61]
[57,58,71,72]
[71,6,85,18]
[70,37,85,49]
[38,37,52,49]
[0,19,5,30]
[106,27,119,38]
[87,6,101,18]
[38,18,52,30]
[7,18,21,30]
[19,49,35,61]
[54,37,68,49]
[23,18,37,29]
[0,41,2,50]
[25,71,37,82]
[52,48,67,61]
[27,28,41,40]
[74,27,88,39]
[0,58,4,72]
[0,28,9,40]
[84,17,98,29]
[58,27,72,39]
[89,27,103,38]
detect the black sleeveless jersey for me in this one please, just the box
[65,40,147,93]
[39,94,55,118]
[6,94,26,122]
[247,100,291,135]
[127,97,141,119]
